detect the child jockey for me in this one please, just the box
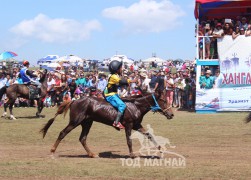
[19,60,41,98]
[104,60,137,129]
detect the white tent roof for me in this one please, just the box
[142,57,166,63]
[55,55,82,63]
[47,62,61,68]
[109,55,134,64]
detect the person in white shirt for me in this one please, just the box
[118,85,128,98]
[140,72,151,93]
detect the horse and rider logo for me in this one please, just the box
[130,124,182,159]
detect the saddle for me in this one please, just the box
[25,83,40,99]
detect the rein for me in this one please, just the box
[139,93,163,113]
[139,92,172,114]
[151,94,162,112]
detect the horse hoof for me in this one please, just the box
[10,115,16,120]
[50,153,56,159]
[89,153,99,158]
[1,112,7,118]
[130,153,137,159]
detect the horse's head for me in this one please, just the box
[154,90,174,120]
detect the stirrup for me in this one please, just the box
[113,122,125,129]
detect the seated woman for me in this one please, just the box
[245,24,251,36]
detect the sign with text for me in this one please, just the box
[196,36,251,111]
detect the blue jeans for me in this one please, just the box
[105,94,126,114]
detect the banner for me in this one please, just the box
[196,36,251,111]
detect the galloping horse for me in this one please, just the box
[0,69,48,119]
[41,90,174,158]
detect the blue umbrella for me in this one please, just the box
[0,51,18,60]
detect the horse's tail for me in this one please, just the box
[40,101,73,138]
[245,112,251,124]
[0,86,7,100]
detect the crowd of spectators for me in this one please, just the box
[0,60,197,111]
[197,16,251,59]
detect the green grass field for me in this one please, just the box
[0,107,251,180]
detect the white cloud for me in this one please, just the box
[10,14,102,43]
[102,0,185,34]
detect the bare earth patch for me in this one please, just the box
[0,107,251,179]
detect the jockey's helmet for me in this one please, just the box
[109,60,122,73]
[23,60,30,66]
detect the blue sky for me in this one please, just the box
[0,0,196,65]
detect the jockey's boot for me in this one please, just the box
[113,112,125,129]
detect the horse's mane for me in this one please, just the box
[39,69,48,83]
[88,92,154,104]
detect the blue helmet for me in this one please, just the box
[109,60,122,73]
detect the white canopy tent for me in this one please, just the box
[47,62,61,68]
[109,55,134,65]
[55,55,83,64]
[142,57,166,64]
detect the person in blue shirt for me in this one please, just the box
[19,60,41,97]
[199,70,214,89]
[97,74,107,91]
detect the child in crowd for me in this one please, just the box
[44,94,52,107]
[72,93,80,101]
[63,93,71,102]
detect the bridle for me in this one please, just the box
[157,94,172,113]
[140,92,171,114]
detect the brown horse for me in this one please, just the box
[41,90,174,158]
[0,69,48,119]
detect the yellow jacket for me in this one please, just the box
[104,74,130,97]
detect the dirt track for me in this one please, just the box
[0,108,251,179]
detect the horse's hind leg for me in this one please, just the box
[79,120,98,158]
[8,99,16,120]
[50,123,78,155]
[125,125,136,158]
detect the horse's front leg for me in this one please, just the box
[1,100,8,118]
[36,98,44,118]
[125,124,136,158]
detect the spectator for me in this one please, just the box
[140,72,151,93]
[165,73,175,107]
[232,26,240,39]
[199,70,214,89]
[72,93,80,101]
[149,71,158,92]
[97,74,107,92]
[239,17,248,30]
[44,94,52,107]
[245,24,251,36]
[118,85,128,98]
[204,25,212,59]
[240,27,245,35]
[223,22,234,36]
[63,93,71,102]
[176,78,185,108]
[69,79,77,99]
